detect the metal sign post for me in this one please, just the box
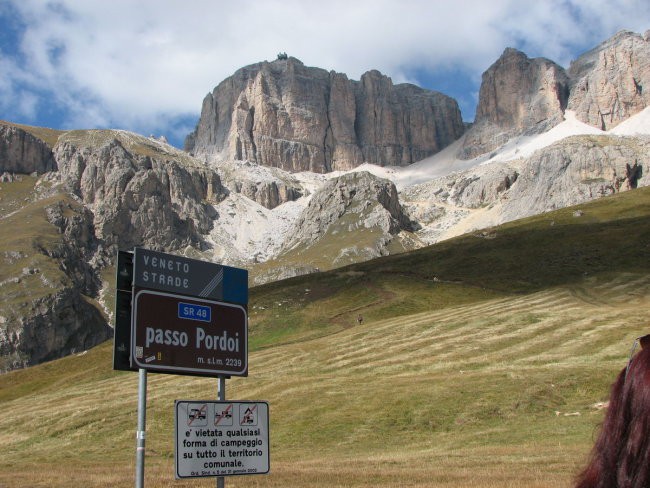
[135,368,147,488]
[217,376,226,488]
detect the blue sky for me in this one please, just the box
[0,0,648,148]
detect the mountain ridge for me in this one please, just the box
[1,29,650,371]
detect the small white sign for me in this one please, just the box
[175,400,270,478]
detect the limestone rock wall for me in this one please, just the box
[215,159,304,210]
[500,135,650,222]
[284,171,413,249]
[186,58,464,172]
[568,30,650,130]
[0,124,56,174]
[3,287,111,371]
[54,136,226,251]
[461,48,570,159]
[0,195,111,372]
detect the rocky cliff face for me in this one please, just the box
[1,129,231,372]
[54,132,227,251]
[186,57,465,172]
[3,286,111,371]
[460,48,570,159]
[499,134,650,221]
[215,159,304,210]
[460,30,650,161]
[282,171,414,253]
[0,124,57,174]
[0,193,112,372]
[404,134,649,241]
[568,30,650,130]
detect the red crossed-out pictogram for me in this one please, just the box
[215,404,233,425]
[187,404,207,426]
[240,404,257,425]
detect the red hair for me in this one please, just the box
[576,336,650,488]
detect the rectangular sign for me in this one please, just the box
[133,247,248,304]
[131,289,248,377]
[175,401,270,478]
[179,302,211,322]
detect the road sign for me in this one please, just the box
[131,290,248,377]
[133,248,248,304]
[175,401,270,478]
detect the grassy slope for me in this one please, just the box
[0,120,64,147]
[0,187,649,487]
[0,177,91,369]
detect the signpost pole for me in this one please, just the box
[136,368,147,488]
[217,375,226,488]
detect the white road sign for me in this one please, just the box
[175,400,270,478]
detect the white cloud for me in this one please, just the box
[3,0,649,143]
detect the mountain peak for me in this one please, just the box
[567,28,650,130]
[185,61,464,172]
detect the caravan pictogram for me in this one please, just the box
[240,404,258,426]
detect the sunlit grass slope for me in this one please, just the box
[1,187,649,487]
[0,175,106,369]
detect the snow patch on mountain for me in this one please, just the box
[341,111,612,190]
[610,106,650,136]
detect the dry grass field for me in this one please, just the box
[1,274,647,487]
[1,187,649,487]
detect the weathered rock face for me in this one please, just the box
[2,287,111,371]
[400,133,650,245]
[215,160,304,209]
[18,196,113,364]
[499,134,650,222]
[284,171,413,249]
[0,124,56,174]
[54,134,227,251]
[460,48,570,159]
[418,134,649,225]
[0,128,234,373]
[186,57,465,172]
[0,195,111,372]
[568,30,650,130]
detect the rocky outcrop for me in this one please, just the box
[54,133,227,251]
[400,133,649,244]
[1,286,111,372]
[568,30,650,130]
[186,57,464,172]
[499,134,650,221]
[234,179,301,209]
[405,163,520,210]
[215,160,304,209]
[0,194,111,373]
[0,124,56,174]
[43,199,103,295]
[460,48,569,159]
[284,171,413,249]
